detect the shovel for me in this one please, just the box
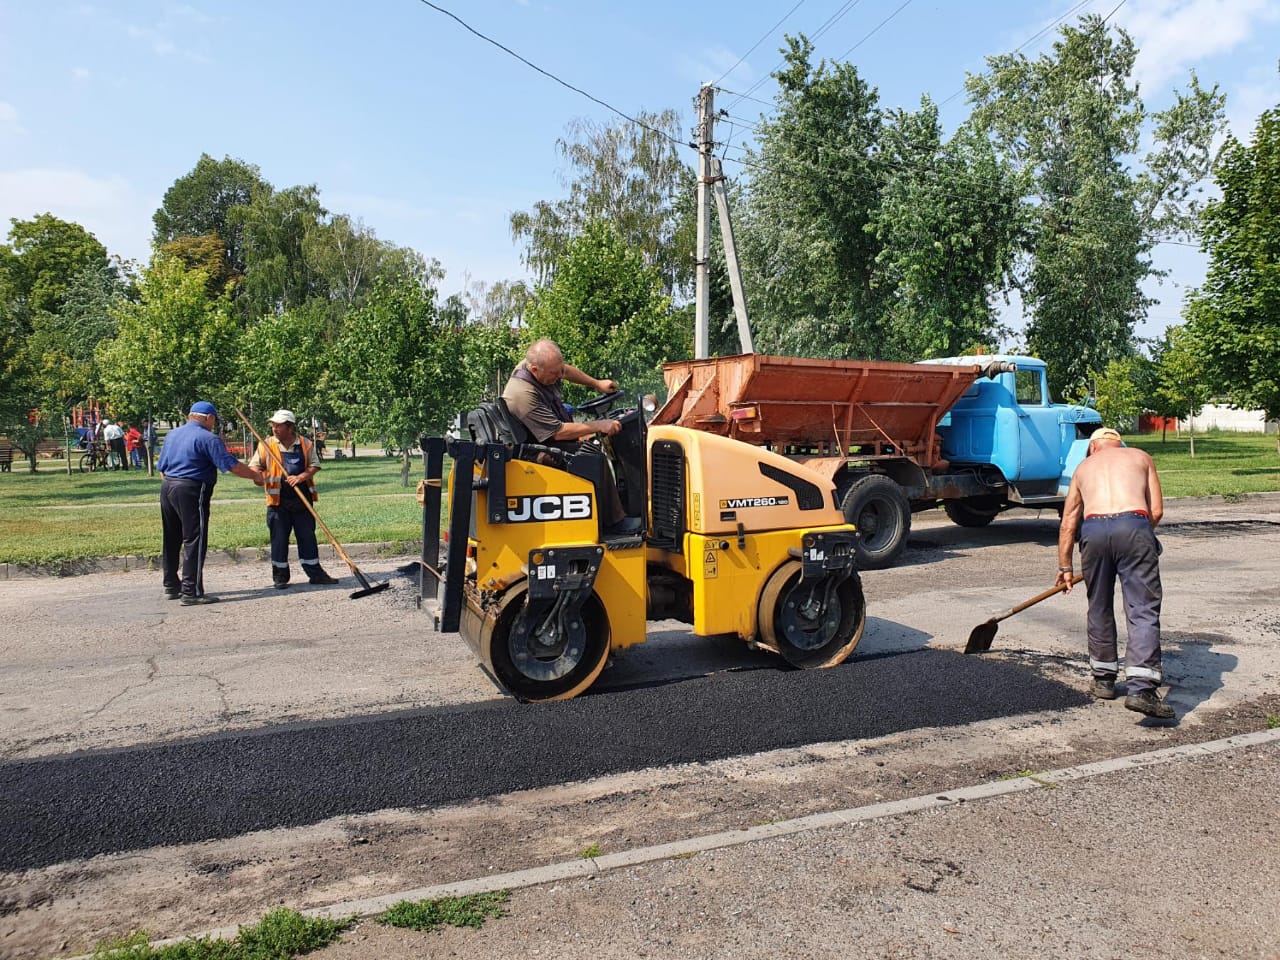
[235,408,390,600]
[964,575,1083,654]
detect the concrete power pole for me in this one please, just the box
[694,82,714,359]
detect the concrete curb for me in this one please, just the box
[127,726,1280,951]
[0,541,422,580]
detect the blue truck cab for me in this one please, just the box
[927,355,1102,508]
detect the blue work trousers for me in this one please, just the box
[1080,512,1163,695]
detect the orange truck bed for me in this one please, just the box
[654,354,993,472]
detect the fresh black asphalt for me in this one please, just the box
[0,649,1088,871]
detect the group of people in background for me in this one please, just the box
[81,419,156,470]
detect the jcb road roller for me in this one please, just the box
[419,393,866,702]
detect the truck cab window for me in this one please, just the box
[1014,369,1043,406]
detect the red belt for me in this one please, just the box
[1084,510,1149,519]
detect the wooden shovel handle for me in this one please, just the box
[1000,574,1084,621]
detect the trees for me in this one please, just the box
[1184,98,1280,452]
[1091,356,1146,429]
[522,221,687,398]
[510,111,694,297]
[0,215,119,467]
[738,36,886,359]
[870,101,1020,359]
[966,15,1224,398]
[329,275,467,482]
[1154,325,1210,458]
[95,257,240,421]
[153,154,269,276]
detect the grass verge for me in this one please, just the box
[91,908,353,959]
[376,891,510,932]
[1125,431,1280,499]
[0,457,446,564]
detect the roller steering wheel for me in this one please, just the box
[574,390,623,416]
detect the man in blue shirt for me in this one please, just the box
[157,401,263,604]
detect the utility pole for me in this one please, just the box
[710,157,753,354]
[694,82,714,359]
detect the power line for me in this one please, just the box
[412,0,694,153]
[726,0,870,110]
[713,0,809,87]
[834,0,914,60]
[938,0,1096,107]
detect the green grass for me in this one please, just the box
[1124,430,1280,499]
[579,843,602,859]
[1266,714,1280,730]
[91,908,353,959]
[0,456,446,565]
[2,430,1275,565]
[376,891,509,932]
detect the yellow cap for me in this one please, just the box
[1090,427,1123,443]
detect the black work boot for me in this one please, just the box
[1091,677,1117,700]
[306,565,339,585]
[272,567,290,590]
[1125,690,1175,719]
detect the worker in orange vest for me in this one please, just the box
[248,409,339,589]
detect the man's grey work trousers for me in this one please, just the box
[1080,511,1163,695]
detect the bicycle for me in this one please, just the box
[78,443,111,473]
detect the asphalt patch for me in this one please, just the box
[0,649,1088,870]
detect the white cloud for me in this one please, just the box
[0,101,25,138]
[0,168,152,262]
[72,66,91,81]
[1118,0,1280,95]
[1224,76,1280,142]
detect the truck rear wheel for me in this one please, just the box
[841,475,910,569]
[943,497,1002,528]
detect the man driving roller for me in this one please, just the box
[501,339,640,535]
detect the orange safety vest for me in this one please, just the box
[259,436,318,506]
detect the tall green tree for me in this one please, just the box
[236,302,331,421]
[153,154,269,275]
[967,15,1224,397]
[1184,97,1280,452]
[95,256,240,421]
[511,110,695,297]
[737,36,887,358]
[329,275,467,482]
[523,221,687,398]
[870,100,1021,358]
[230,184,329,320]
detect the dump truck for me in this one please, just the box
[419,393,867,702]
[653,353,1102,569]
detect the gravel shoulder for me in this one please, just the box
[1,493,1278,958]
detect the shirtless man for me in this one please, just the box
[1057,427,1173,719]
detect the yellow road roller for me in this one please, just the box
[419,394,866,702]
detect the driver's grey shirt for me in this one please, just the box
[501,366,564,443]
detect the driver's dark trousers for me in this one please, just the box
[1080,512,1163,695]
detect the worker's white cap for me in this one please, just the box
[268,409,297,425]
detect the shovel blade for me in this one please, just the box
[964,620,999,655]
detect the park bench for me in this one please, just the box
[0,445,12,472]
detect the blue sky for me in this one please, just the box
[2,0,1278,343]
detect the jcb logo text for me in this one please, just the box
[506,494,593,523]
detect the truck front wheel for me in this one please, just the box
[841,475,911,569]
[943,497,1002,528]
